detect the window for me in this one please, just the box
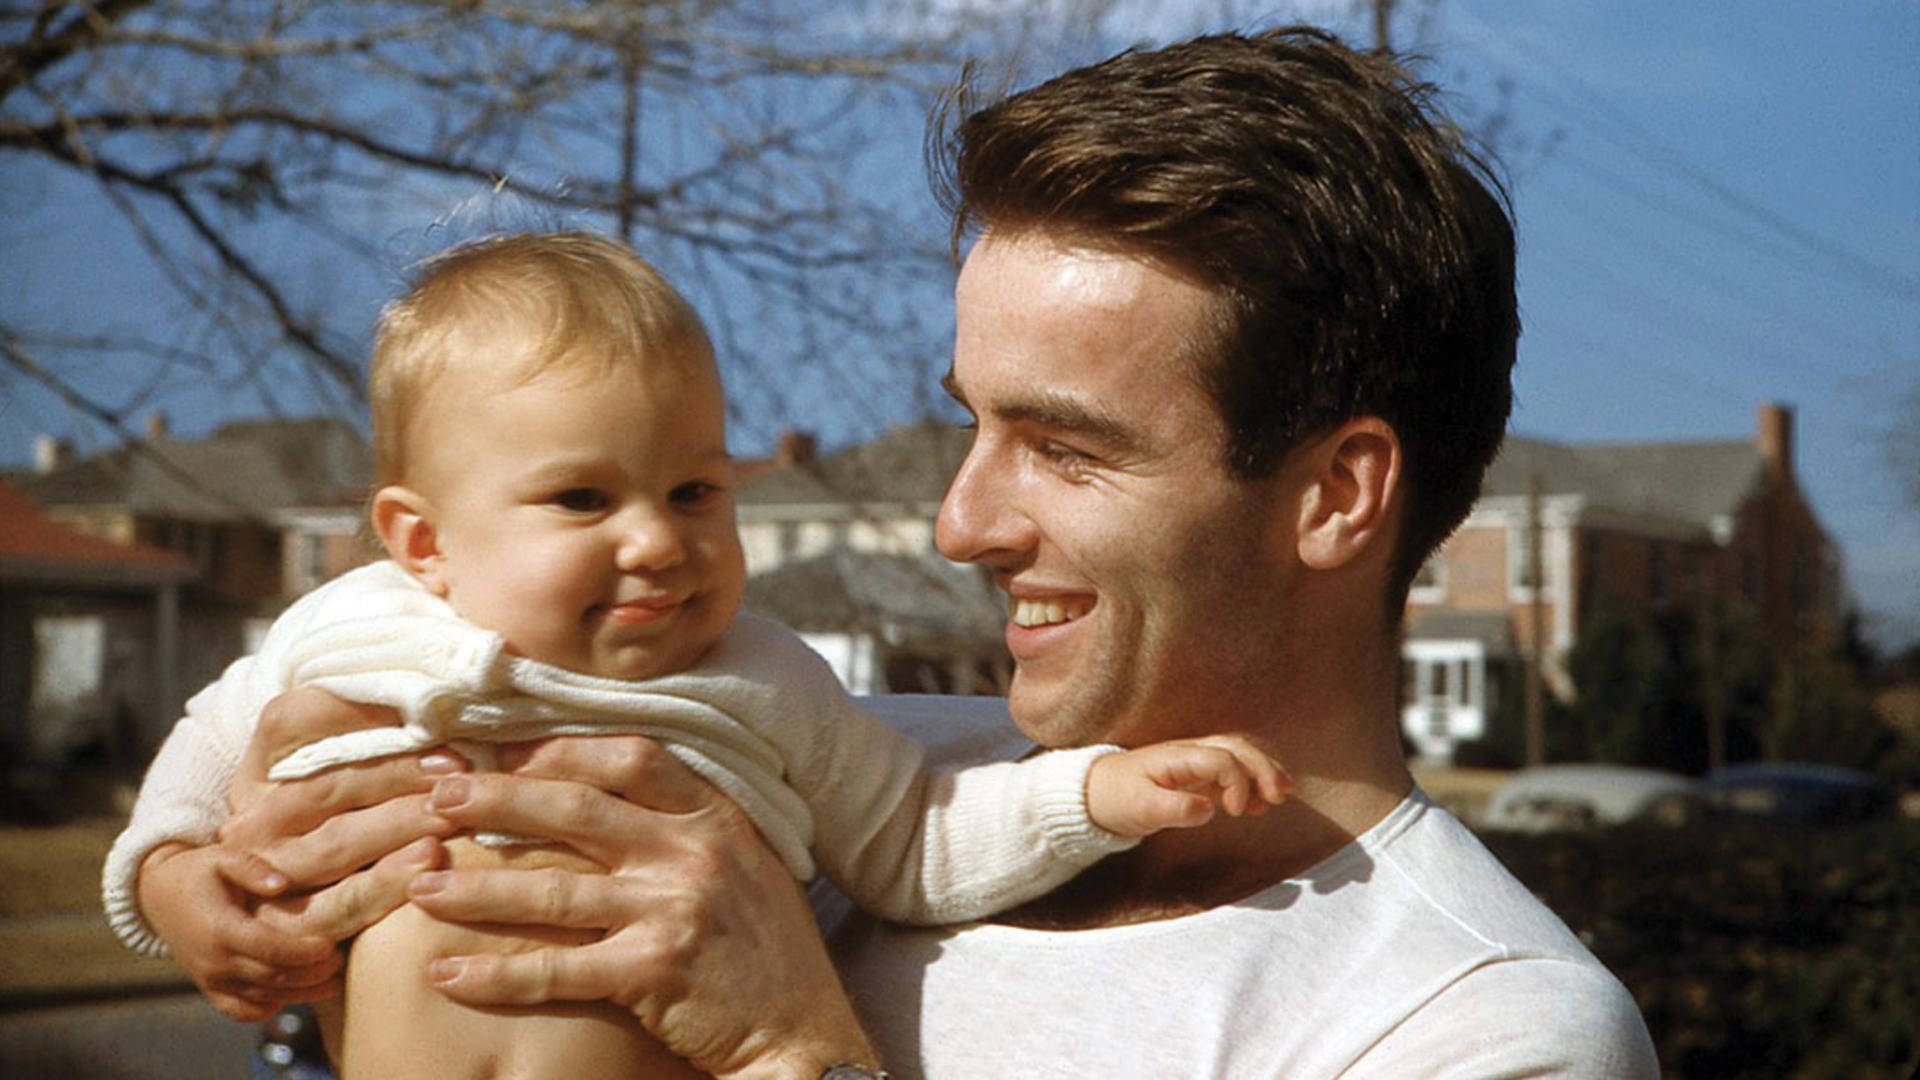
[1508,526,1550,593]
[305,533,329,585]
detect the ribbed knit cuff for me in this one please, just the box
[100,811,219,958]
[1026,744,1139,862]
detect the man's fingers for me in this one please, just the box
[408,865,622,931]
[262,836,443,940]
[426,772,675,867]
[207,992,281,1024]
[210,848,291,898]
[428,944,628,1008]
[499,735,716,814]
[219,916,339,970]
[255,793,454,886]
[222,754,457,849]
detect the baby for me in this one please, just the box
[102,233,1288,1079]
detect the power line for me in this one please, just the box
[1446,7,1920,301]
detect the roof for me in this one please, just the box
[738,421,970,507]
[744,548,1004,646]
[1405,609,1516,657]
[0,478,194,587]
[1483,435,1765,529]
[19,418,371,522]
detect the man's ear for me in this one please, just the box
[371,485,449,595]
[1293,418,1402,571]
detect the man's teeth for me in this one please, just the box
[1012,599,1090,627]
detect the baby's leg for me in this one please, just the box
[331,838,699,1080]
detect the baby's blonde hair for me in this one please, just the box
[370,232,714,486]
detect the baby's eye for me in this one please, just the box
[551,488,609,513]
[669,480,721,507]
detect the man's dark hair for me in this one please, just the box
[932,26,1518,611]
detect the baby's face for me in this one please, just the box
[407,349,745,680]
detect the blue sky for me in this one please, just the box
[3,0,1916,649]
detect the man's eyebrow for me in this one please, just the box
[1001,391,1142,452]
[942,367,1144,451]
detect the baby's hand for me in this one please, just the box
[1086,735,1292,838]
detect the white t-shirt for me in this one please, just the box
[827,697,1659,1079]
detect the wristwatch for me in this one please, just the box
[820,1064,889,1080]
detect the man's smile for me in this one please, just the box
[1010,596,1093,628]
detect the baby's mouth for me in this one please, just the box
[1011,597,1092,628]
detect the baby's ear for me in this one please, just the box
[371,485,448,595]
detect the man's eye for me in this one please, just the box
[552,488,608,513]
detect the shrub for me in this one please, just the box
[1481,821,1920,1078]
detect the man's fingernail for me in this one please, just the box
[410,871,447,896]
[261,871,288,892]
[420,751,465,775]
[430,776,470,809]
[428,957,465,984]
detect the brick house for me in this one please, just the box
[1401,403,1840,761]
[13,416,373,755]
[1,477,195,769]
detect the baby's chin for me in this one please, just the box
[580,640,713,682]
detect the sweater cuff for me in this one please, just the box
[1028,744,1139,862]
[100,811,221,958]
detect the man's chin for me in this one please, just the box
[1006,676,1099,748]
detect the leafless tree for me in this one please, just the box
[1,0,1111,452]
[1892,379,1920,512]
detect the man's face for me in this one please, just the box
[936,232,1295,748]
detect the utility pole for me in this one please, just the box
[1525,470,1546,765]
[1699,599,1726,770]
[1371,0,1399,53]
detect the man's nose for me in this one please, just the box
[614,505,687,571]
[936,435,1032,567]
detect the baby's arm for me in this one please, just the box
[103,564,467,1014]
[1083,734,1292,838]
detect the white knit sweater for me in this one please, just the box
[102,562,1131,956]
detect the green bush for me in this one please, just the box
[1481,821,1920,1079]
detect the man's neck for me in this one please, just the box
[996,714,1414,932]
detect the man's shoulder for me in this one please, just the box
[1375,792,1598,958]
[1355,953,1659,1077]
[1347,796,1658,1076]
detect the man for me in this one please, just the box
[215,26,1656,1078]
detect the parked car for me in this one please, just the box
[1693,763,1894,825]
[1479,764,1699,833]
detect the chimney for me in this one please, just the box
[777,429,816,466]
[32,433,74,474]
[146,412,170,440]
[1756,402,1793,484]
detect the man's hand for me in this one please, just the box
[220,687,460,901]
[1086,734,1292,838]
[405,736,882,1080]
